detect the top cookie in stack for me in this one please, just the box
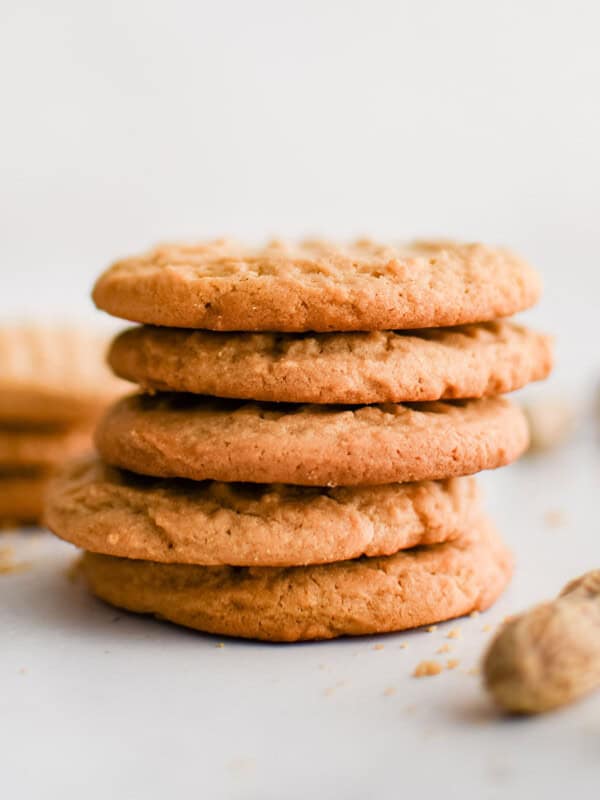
[92,239,541,332]
[46,239,552,642]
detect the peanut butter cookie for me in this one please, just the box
[79,517,513,641]
[95,394,529,486]
[109,321,552,404]
[46,456,480,566]
[93,239,541,332]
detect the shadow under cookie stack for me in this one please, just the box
[46,240,552,641]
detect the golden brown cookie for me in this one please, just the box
[0,470,48,524]
[0,423,94,470]
[45,456,479,566]
[109,322,553,404]
[79,517,513,641]
[95,394,529,486]
[93,239,541,332]
[0,325,126,424]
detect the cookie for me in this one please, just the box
[78,517,513,641]
[95,394,529,486]
[0,470,48,524]
[0,325,125,424]
[109,322,553,404]
[45,456,479,566]
[93,239,541,332]
[0,423,93,469]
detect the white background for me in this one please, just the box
[1,2,600,798]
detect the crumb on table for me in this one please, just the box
[0,546,30,576]
[544,509,566,528]
[414,660,443,678]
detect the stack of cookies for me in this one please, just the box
[46,240,552,641]
[0,326,124,526]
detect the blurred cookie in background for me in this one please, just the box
[522,396,576,454]
[0,325,126,527]
[0,469,53,527]
[0,326,125,424]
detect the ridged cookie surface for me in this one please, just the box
[46,457,479,566]
[109,321,553,404]
[93,239,541,332]
[79,517,513,641]
[95,394,529,486]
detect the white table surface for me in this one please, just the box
[2,419,599,800]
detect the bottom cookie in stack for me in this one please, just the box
[46,457,513,642]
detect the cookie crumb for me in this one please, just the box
[467,667,480,677]
[216,642,225,648]
[384,687,396,697]
[447,627,461,640]
[414,660,443,678]
[469,610,480,618]
[227,757,255,777]
[543,509,565,529]
[436,644,451,655]
[324,687,335,696]
[0,547,30,576]
[482,625,492,633]
[373,643,385,651]
[447,659,460,670]
[426,625,438,633]
[399,643,409,649]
